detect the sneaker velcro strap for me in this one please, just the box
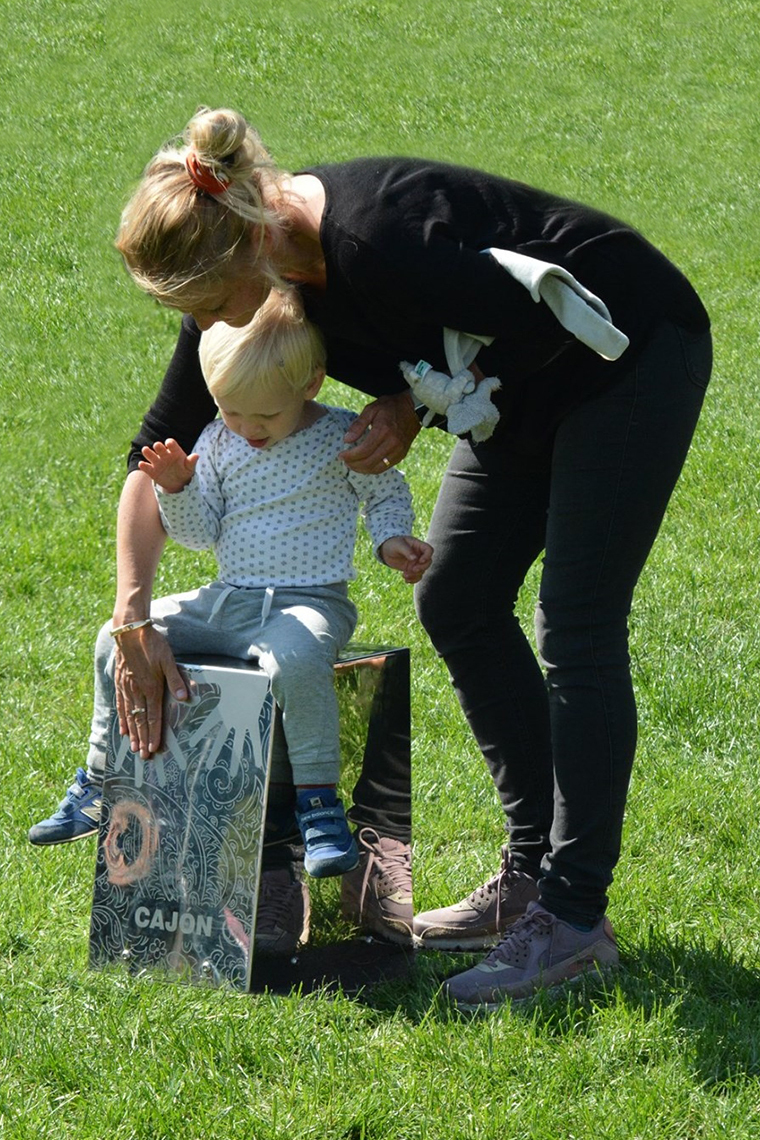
[298,804,346,845]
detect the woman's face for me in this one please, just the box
[189,271,272,331]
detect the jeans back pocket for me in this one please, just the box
[676,326,713,391]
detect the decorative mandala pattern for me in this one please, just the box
[90,662,273,989]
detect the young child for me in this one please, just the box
[32,289,431,885]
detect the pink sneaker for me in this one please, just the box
[413,846,539,950]
[444,901,619,1010]
[341,827,413,946]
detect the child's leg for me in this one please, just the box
[251,585,356,787]
[84,619,121,782]
[31,583,292,855]
[251,585,358,877]
[31,591,221,846]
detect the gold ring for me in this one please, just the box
[130,707,147,716]
[381,457,391,468]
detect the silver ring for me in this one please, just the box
[381,457,391,468]
[130,707,147,716]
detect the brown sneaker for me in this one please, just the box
[444,901,619,1009]
[413,846,539,951]
[254,865,311,956]
[341,827,414,946]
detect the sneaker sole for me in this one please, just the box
[368,925,414,947]
[28,826,99,846]
[413,930,502,952]
[304,850,360,879]
[413,910,528,952]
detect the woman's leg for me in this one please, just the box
[537,322,712,926]
[415,440,554,880]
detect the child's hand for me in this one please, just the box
[138,438,199,493]
[379,536,434,584]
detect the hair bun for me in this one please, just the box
[185,106,274,189]
[187,107,248,162]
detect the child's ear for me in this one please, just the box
[305,368,326,399]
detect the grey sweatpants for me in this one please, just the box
[86,581,357,787]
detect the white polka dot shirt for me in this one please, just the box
[155,405,415,588]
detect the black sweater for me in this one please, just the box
[129,157,708,468]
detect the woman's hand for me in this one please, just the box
[340,391,421,473]
[114,624,188,759]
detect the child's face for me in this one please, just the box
[215,372,323,450]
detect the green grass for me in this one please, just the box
[2,0,760,1136]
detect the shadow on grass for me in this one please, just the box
[361,929,760,1089]
[610,931,760,1088]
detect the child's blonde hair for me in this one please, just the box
[115,107,289,311]
[199,289,327,403]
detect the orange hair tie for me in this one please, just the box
[185,151,230,196]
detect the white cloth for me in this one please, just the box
[155,405,414,588]
[482,247,630,360]
[441,249,629,384]
[400,359,476,415]
[445,376,501,439]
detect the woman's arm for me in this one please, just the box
[115,317,219,756]
[128,315,217,471]
[112,470,189,758]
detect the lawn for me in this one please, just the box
[2,1,760,1137]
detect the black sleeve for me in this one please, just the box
[324,338,410,399]
[127,315,218,472]
[354,235,557,344]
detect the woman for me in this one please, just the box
[38,107,711,1005]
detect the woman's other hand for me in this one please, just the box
[340,391,421,473]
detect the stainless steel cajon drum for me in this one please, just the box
[89,646,411,991]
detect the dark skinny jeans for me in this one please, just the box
[415,320,712,926]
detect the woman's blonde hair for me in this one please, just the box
[199,289,326,402]
[115,107,289,310]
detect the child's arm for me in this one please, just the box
[346,447,431,581]
[379,535,434,584]
[341,406,432,580]
[138,438,199,493]
[139,430,224,550]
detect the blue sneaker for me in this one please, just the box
[294,788,359,879]
[28,768,103,845]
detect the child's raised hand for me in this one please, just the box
[138,438,199,493]
[379,536,434,584]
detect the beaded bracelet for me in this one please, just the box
[109,618,154,639]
